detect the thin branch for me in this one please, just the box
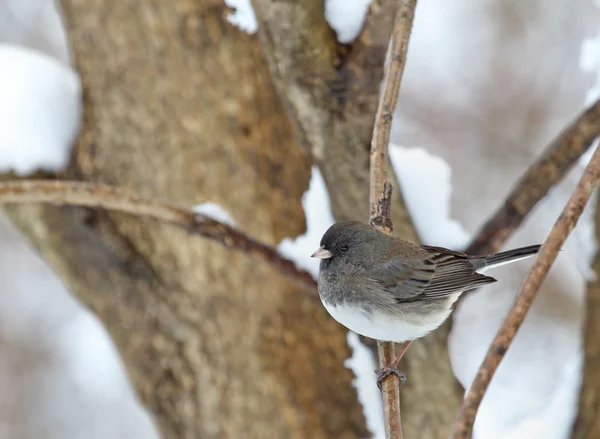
[466,98,600,256]
[0,180,317,291]
[451,144,600,439]
[571,194,600,439]
[368,2,417,439]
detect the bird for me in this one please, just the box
[311,220,541,388]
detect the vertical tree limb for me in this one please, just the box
[451,144,600,439]
[368,2,417,438]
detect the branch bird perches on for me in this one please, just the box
[367,1,418,438]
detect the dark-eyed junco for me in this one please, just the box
[311,220,540,387]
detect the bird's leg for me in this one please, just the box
[376,340,412,390]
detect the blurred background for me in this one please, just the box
[0,1,599,439]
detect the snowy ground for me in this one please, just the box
[1,1,599,439]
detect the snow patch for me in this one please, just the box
[0,217,161,439]
[0,216,81,347]
[389,144,471,248]
[0,0,71,64]
[224,0,258,34]
[325,0,372,44]
[193,202,236,227]
[345,332,385,439]
[277,166,335,279]
[580,31,600,106]
[475,355,582,439]
[55,312,133,400]
[0,44,81,175]
[578,9,600,169]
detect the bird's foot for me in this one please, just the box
[376,367,407,390]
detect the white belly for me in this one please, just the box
[321,300,450,343]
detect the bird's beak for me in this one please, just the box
[311,246,332,259]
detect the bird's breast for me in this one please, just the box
[319,299,450,343]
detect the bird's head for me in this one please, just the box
[311,221,381,268]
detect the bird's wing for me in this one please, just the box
[367,245,496,303]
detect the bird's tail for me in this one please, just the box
[474,244,541,272]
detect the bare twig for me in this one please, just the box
[368,2,417,439]
[466,98,600,256]
[0,180,317,291]
[451,144,600,439]
[571,195,600,439]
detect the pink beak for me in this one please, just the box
[311,246,333,259]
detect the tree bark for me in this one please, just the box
[571,193,600,439]
[4,0,461,438]
[252,1,462,437]
[6,1,365,438]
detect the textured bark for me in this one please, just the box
[253,1,462,437]
[252,0,417,241]
[0,180,318,291]
[571,194,600,439]
[6,1,365,438]
[3,0,462,438]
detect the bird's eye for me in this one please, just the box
[340,244,349,252]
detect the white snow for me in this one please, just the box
[345,332,385,439]
[193,202,236,227]
[277,165,335,279]
[0,0,71,64]
[390,1,600,438]
[325,0,372,44]
[0,44,81,175]
[56,312,135,400]
[224,0,258,34]
[497,355,582,439]
[580,31,600,106]
[0,216,160,439]
[389,145,470,249]
[578,29,600,166]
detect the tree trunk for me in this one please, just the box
[571,194,600,439]
[5,0,462,438]
[252,1,462,437]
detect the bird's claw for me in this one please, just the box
[376,367,407,390]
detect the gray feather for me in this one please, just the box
[315,220,540,309]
